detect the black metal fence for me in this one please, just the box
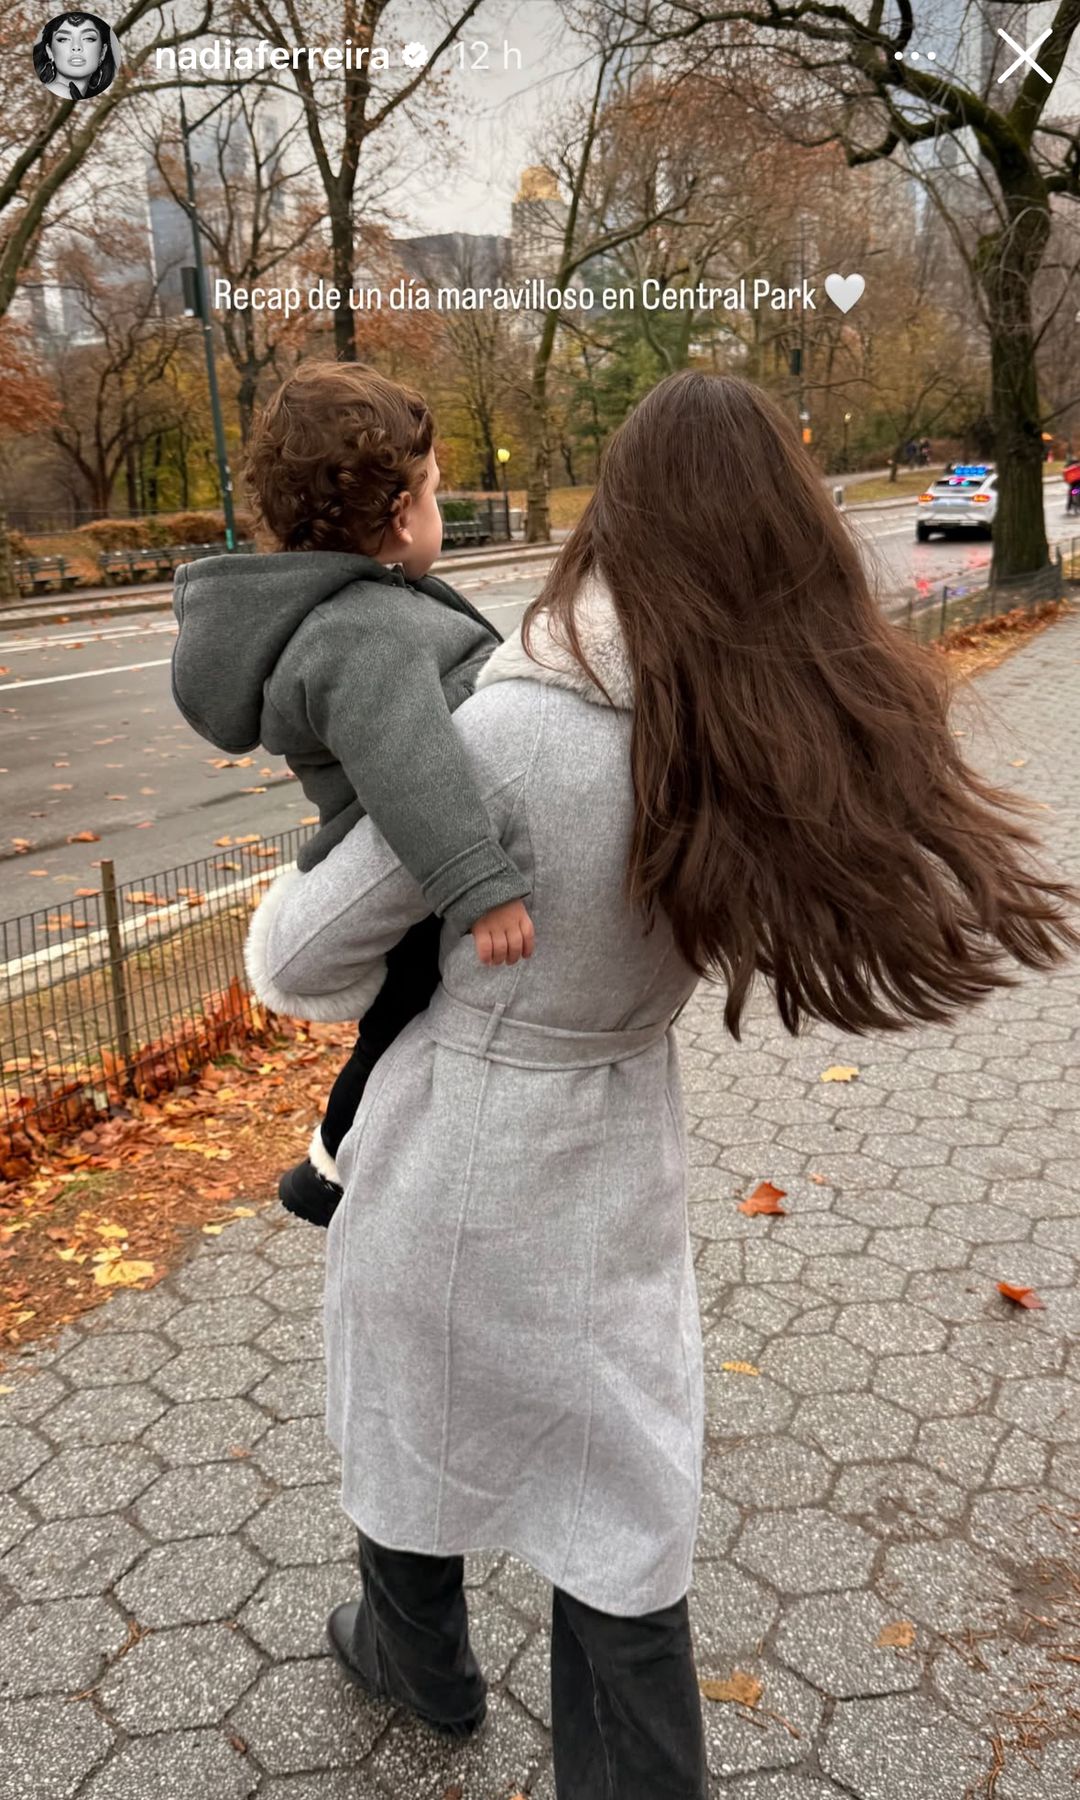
[893,546,1072,644]
[1,827,306,1158]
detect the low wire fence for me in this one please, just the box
[1,827,306,1168]
[893,545,1074,644]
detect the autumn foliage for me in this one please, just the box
[1,980,269,1183]
[0,1014,357,1356]
[0,317,58,438]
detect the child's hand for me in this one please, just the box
[470,899,535,966]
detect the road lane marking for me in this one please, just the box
[0,659,172,690]
[3,623,177,653]
[1,863,279,998]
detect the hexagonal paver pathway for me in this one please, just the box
[2,609,1080,1797]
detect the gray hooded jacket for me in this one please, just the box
[171,551,531,934]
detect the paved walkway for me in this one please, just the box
[2,611,1079,1799]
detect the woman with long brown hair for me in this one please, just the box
[246,370,1079,1797]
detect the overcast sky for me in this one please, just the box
[397,0,592,235]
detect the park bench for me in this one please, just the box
[97,547,177,583]
[171,540,255,563]
[441,517,487,548]
[14,555,77,595]
[97,541,256,583]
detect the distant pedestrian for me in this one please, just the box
[247,370,1080,1796]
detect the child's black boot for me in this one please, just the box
[278,1127,343,1228]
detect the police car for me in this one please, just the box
[915,465,997,541]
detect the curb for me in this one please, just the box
[0,590,174,631]
[0,540,561,634]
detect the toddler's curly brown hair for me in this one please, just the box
[245,362,435,554]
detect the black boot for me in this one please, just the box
[326,1602,487,1738]
[278,1157,342,1228]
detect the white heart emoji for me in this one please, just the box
[824,273,865,314]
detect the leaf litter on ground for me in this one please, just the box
[0,1018,354,1363]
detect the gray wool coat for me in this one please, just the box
[244,575,705,1616]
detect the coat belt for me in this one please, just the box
[424,984,675,1071]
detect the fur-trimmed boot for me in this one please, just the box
[278,1124,343,1229]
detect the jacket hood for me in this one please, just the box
[172,550,417,752]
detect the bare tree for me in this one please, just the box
[402,233,520,488]
[0,0,210,321]
[602,0,1080,578]
[235,0,484,361]
[45,237,192,511]
[149,88,322,441]
[520,57,702,540]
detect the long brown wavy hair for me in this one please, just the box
[524,370,1080,1040]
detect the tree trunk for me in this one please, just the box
[178,429,190,508]
[526,418,551,543]
[331,209,356,363]
[526,311,559,543]
[124,444,138,514]
[237,370,259,447]
[0,502,14,604]
[976,193,1050,583]
[92,467,111,513]
[478,420,497,493]
[147,434,163,514]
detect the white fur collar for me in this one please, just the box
[474,571,633,710]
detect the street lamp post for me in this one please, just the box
[178,89,237,552]
[496,446,511,541]
[799,407,811,449]
[843,411,852,471]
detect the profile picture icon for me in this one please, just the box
[33,11,120,100]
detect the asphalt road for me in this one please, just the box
[853,488,1078,613]
[2,495,1077,924]
[0,556,547,924]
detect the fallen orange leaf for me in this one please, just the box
[877,1621,916,1649]
[820,1064,859,1083]
[700,1671,763,1707]
[67,831,100,843]
[737,1181,787,1217]
[997,1282,1045,1311]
